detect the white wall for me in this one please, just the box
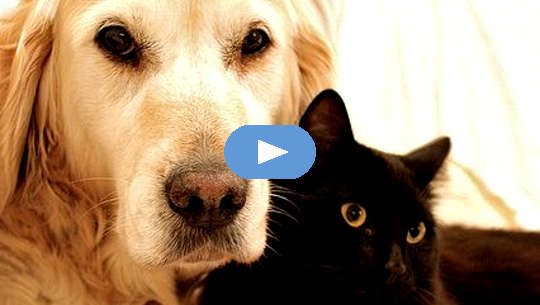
[0,0,17,11]
[337,0,540,230]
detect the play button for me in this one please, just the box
[224,125,316,179]
[258,140,288,164]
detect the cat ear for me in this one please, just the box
[299,89,354,154]
[401,137,451,188]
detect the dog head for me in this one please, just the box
[0,0,338,273]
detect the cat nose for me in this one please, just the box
[385,244,407,280]
[166,169,247,229]
[385,260,406,275]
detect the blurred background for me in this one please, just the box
[1,0,538,230]
[337,0,540,230]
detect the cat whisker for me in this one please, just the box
[302,264,346,272]
[413,293,430,305]
[417,286,438,299]
[414,287,437,305]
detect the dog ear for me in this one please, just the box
[288,0,342,123]
[0,0,58,211]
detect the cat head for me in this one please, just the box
[272,89,451,304]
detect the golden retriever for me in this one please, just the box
[0,0,342,304]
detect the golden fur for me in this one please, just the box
[0,0,341,304]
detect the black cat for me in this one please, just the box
[198,89,454,305]
[439,225,540,305]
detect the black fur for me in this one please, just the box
[198,90,453,305]
[440,226,540,305]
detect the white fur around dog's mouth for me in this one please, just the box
[120,172,269,269]
[181,244,230,264]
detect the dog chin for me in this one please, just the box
[134,231,265,271]
[171,246,259,280]
[181,245,230,264]
[174,260,228,281]
[176,240,263,266]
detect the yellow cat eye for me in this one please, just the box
[341,203,367,228]
[407,222,426,244]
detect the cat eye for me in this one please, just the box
[241,29,270,55]
[341,203,367,228]
[406,222,426,244]
[96,25,138,61]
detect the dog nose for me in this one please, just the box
[166,170,247,228]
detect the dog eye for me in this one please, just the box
[96,26,138,60]
[241,29,270,55]
[407,222,426,244]
[341,203,367,228]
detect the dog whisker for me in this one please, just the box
[69,177,126,184]
[269,193,300,212]
[267,206,298,224]
[80,197,119,218]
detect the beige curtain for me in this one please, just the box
[338,0,540,230]
[0,0,17,11]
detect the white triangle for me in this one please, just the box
[258,140,288,165]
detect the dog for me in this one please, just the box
[0,0,342,304]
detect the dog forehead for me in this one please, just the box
[63,0,286,61]
[68,0,281,30]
